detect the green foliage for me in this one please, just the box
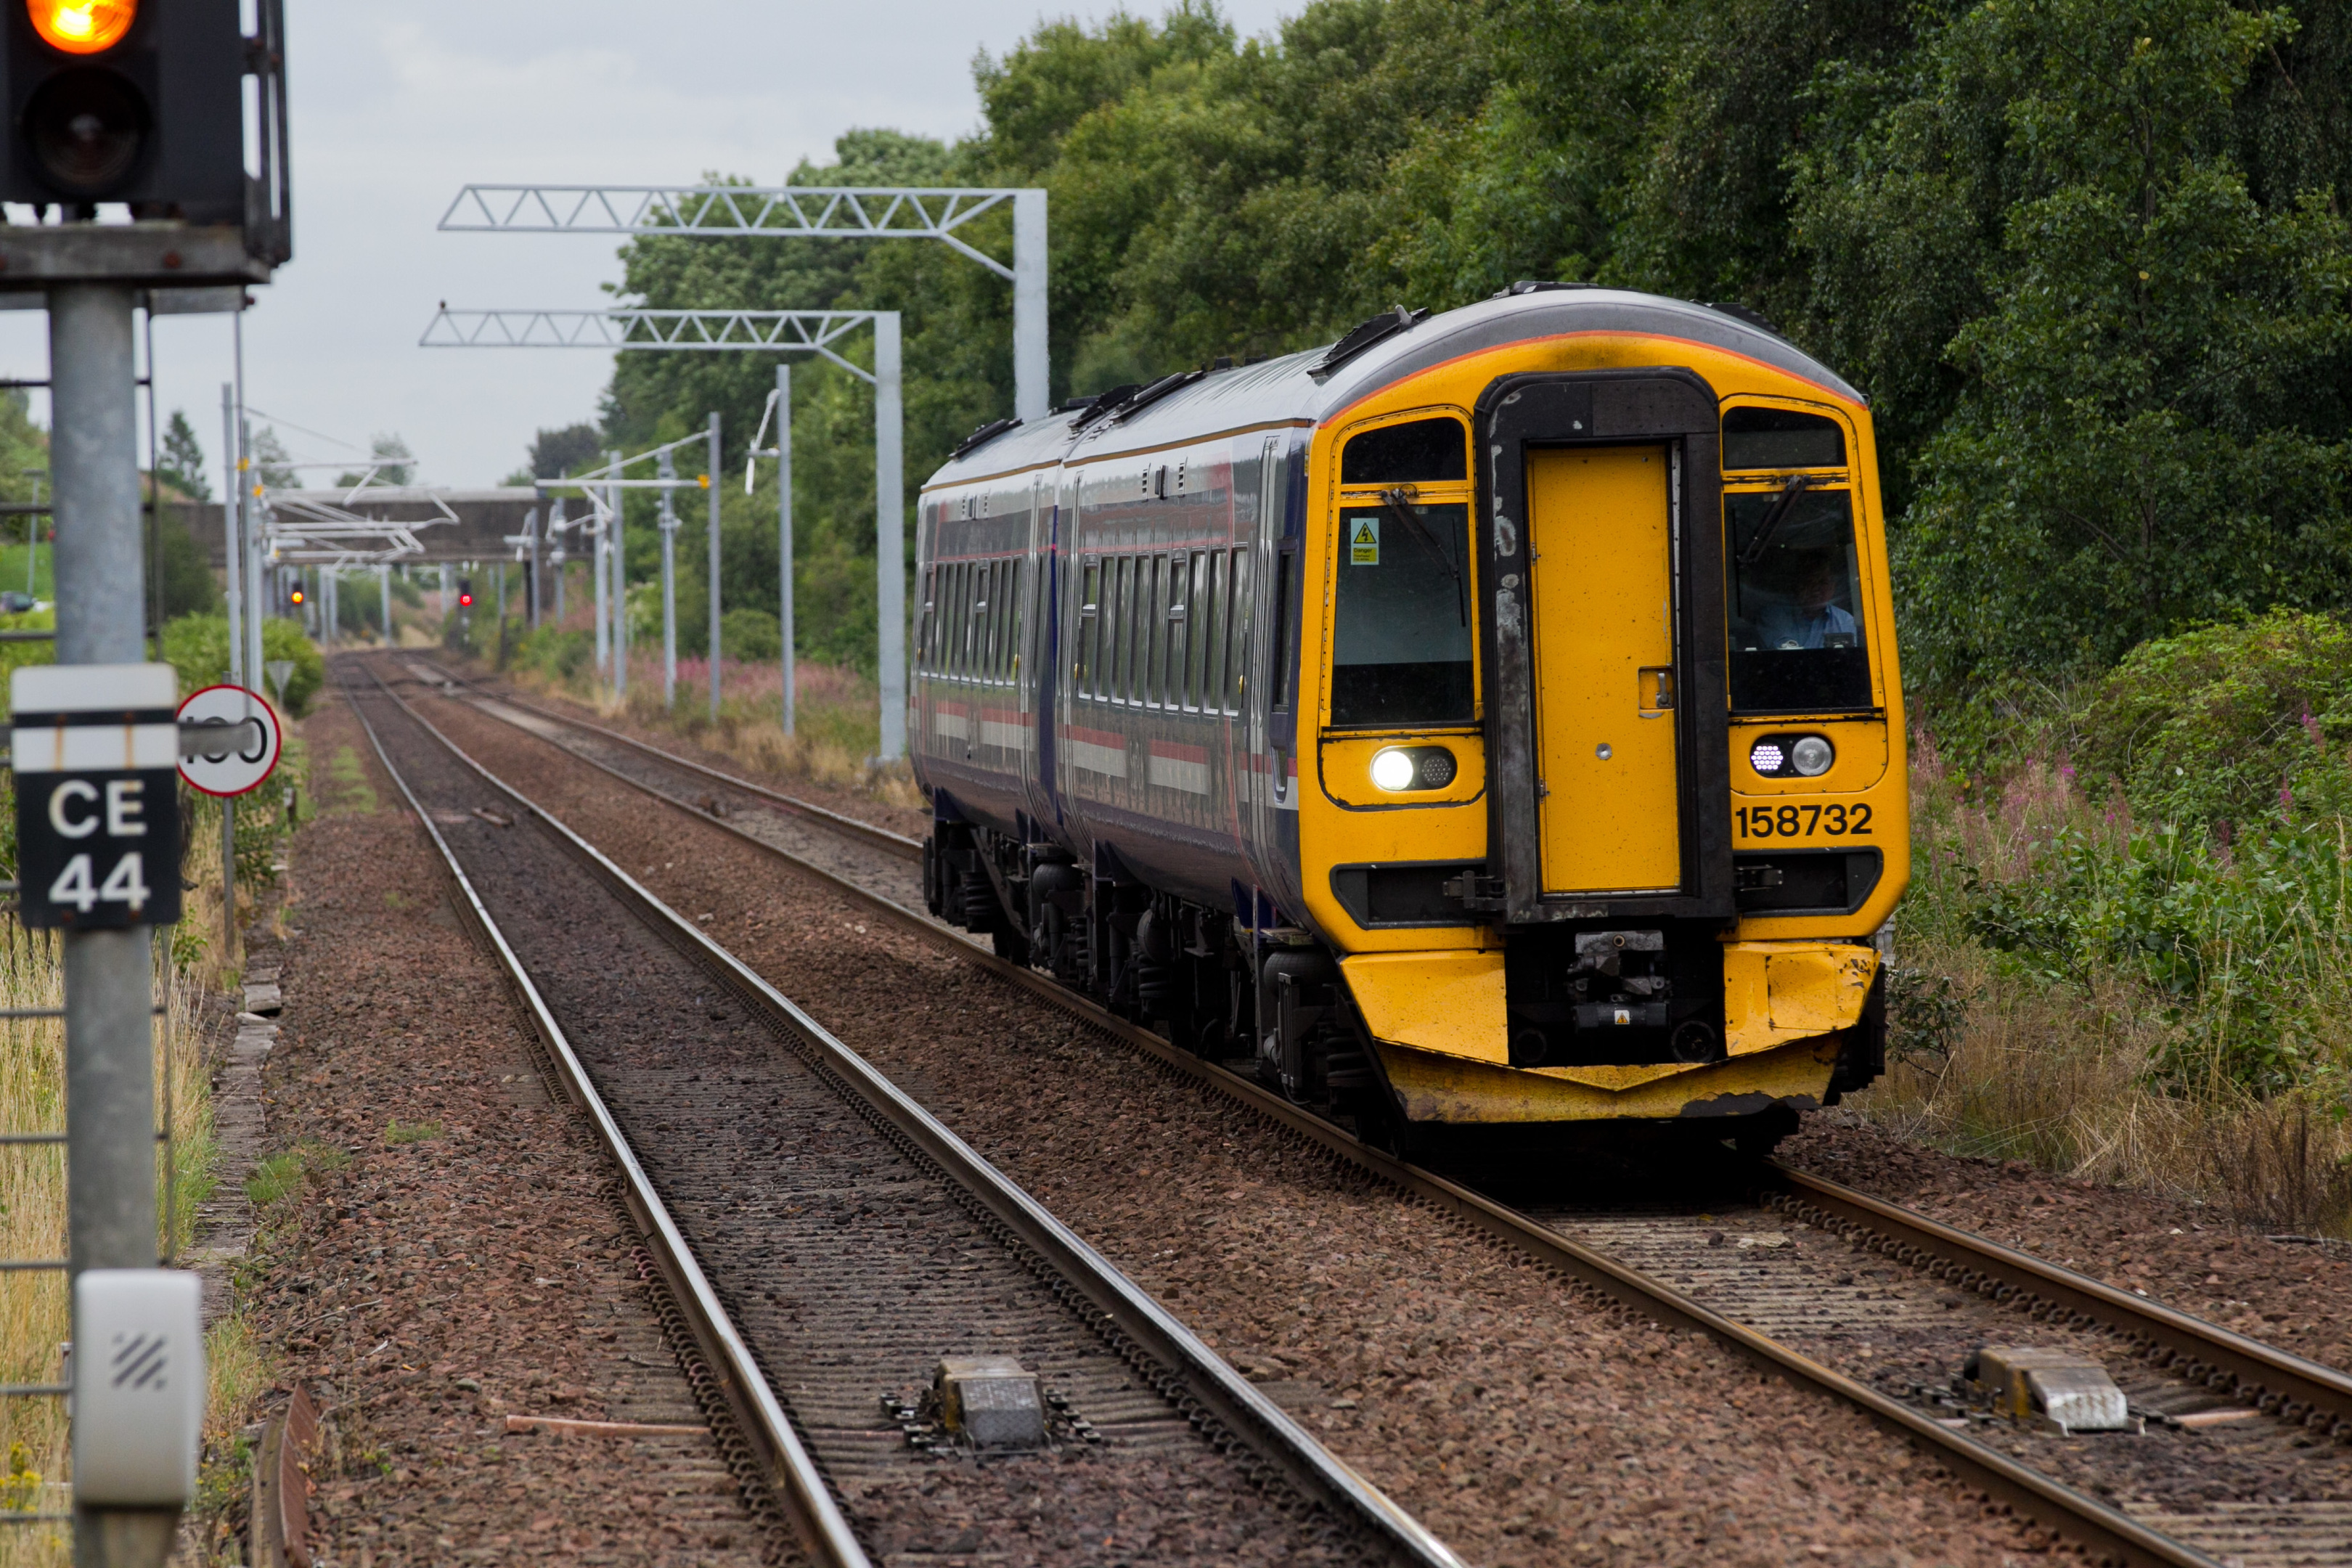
[721,607,782,662]
[158,409,210,502]
[159,614,322,715]
[1958,815,2352,1094]
[152,505,220,619]
[579,0,2352,714]
[245,1140,346,1209]
[383,1119,442,1146]
[2075,610,2352,824]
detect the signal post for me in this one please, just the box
[0,1,291,1563]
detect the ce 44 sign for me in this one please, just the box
[11,664,183,929]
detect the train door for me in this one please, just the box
[1526,446,1680,894]
[1242,435,1286,868]
[1479,371,1734,924]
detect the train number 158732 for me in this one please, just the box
[1734,803,1872,839]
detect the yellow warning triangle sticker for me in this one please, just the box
[1353,521,1376,544]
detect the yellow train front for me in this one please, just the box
[915,283,1906,1153]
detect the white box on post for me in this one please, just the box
[73,1269,203,1507]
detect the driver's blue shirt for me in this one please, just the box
[1756,601,1858,650]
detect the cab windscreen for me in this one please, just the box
[1331,499,1473,729]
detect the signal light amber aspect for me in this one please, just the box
[28,0,136,53]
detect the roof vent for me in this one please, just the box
[948,416,1021,461]
[1490,279,1601,298]
[1108,368,1204,423]
[1700,301,1788,339]
[1308,304,1427,380]
[1069,384,1139,429]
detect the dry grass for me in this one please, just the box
[1847,743,2352,1235]
[513,648,923,810]
[0,792,240,1556]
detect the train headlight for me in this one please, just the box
[1371,746,1459,793]
[1791,735,1834,777]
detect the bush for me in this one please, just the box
[160,614,324,715]
[721,607,782,662]
[509,624,595,681]
[2073,609,2352,826]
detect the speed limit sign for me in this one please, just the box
[175,685,282,798]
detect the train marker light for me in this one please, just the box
[1371,748,1415,792]
[1790,735,1834,777]
[28,0,134,54]
[1748,740,1784,774]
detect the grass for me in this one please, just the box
[325,743,378,815]
[0,923,216,1564]
[1847,740,2352,1234]
[502,616,923,809]
[383,1119,442,1146]
[245,1138,348,1212]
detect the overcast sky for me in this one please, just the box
[0,0,1297,490]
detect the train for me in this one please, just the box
[912,283,1904,1153]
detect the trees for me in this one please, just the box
[1798,0,2352,685]
[592,0,2352,700]
[158,409,209,501]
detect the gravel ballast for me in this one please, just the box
[418,677,2051,1567]
[234,693,780,1564]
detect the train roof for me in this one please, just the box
[925,287,1866,489]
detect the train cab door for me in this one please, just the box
[1479,371,1735,924]
[1527,446,1680,894]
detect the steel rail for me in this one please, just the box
[336,664,874,1568]
[356,657,1468,1568]
[1769,1169,2352,1437]
[406,660,920,862]
[396,652,2254,1568]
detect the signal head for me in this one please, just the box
[27,0,135,54]
[287,587,303,606]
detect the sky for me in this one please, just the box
[0,0,1299,491]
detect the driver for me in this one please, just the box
[1756,553,1857,650]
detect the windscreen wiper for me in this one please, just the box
[1737,473,1821,567]
[1380,486,1468,626]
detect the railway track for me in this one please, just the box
[400,655,2352,1568]
[338,658,1465,1568]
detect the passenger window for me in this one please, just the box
[989,560,1008,680]
[1144,556,1167,707]
[1077,560,1100,698]
[1202,552,1225,714]
[1723,407,1845,470]
[1725,486,1871,712]
[1187,552,1212,709]
[1225,547,1249,714]
[917,567,935,674]
[1271,548,1297,712]
[1168,555,1192,709]
[957,563,975,679]
[1113,557,1136,703]
[1340,417,1467,485]
[1007,561,1024,681]
[942,563,960,677]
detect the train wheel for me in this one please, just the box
[1731,1103,1800,1159]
